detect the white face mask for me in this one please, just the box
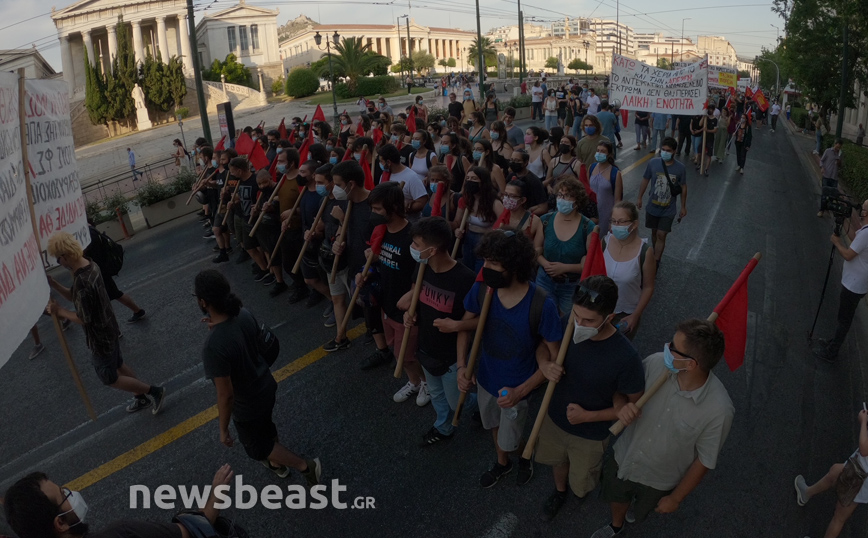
[572,316,609,344]
[59,489,88,525]
[332,185,348,201]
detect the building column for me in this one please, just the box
[59,35,75,98]
[156,16,169,60]
[178,14,193,73]
[106,24,118,69]
[131,20,145,65]
[82,30,94,65]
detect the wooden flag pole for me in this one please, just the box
[221,179,242,226]
[608,252,762,436]
[292,195,329,274]
[270,187,306,262]
[250,173,287,234]
[394,263,426,378]
[453,286,494,426]
[185,168,218,205]
[451,208,471,259]
[521,312,576,459]
[18,68,97,421]
[338,247,378,337]
[700,115,708,175]
[330,200,353,284]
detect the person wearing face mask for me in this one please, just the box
[603,202,656,339]
[464,139,506,193]
[468,111,490,144]
[506,150,549,216]
[536,276,645,521]
[439,132,467,192]
[596,102,619,157]
[544,89,559,130]
[454,167,504,271]
[408,129,439,181]
[544,127,565,162]
[413,94,429,123]
[378,144,429,222]
[339,113,353,148]
[637,137,687,268]
[447,92,464,124]
[588,141,624,236]
[545,135,582,193]
[308,163,347,329]
[389,123,415,163]
[733,113,752,175]
[296,159,331,312]
[4,465,236,538]
[595,319,733,537]
[265,129,280,164]
[500,179,544,252]
[462,90,477,128]
[396,217,478,446]
[575,115,611,169]
[458,229,564,488]
[270,148,309,303]
[250,170,290,297]
[378,98,394,116]
[537,179,598,314]
[210,149,237,263]
[197,146,218,238]
[524,126,548,179]
[489,120,514,169]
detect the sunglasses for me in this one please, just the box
[575,285,601,303]
[668,341,695,360]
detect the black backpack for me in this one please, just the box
[477,283,549,343]
[87,226,124,276]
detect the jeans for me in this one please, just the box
[827,286,866,357]
[462,230,484,272]
[536,267,579,315]
[532,101,543,121]
[692,135,703,155]
[735,141,748,169]
[545,114,558,130]
[771,114,779,130]
[423,364,478,436]
[635,124,649,145]
[677,132,690,155]
[650,129,666,151]
[572,116,585,141]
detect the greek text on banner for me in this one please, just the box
[608,54,709,114]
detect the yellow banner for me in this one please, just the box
[718,72,737,88]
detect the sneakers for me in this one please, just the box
[479,460,513,488]
[305,290,325,308]
[625,503,636,523]
[212,251,229,263]
[517,455,534,485]
[269,282,288,297]
[127,396,152,413]
[361,347,394,370]
[127,310,146,323]
[795,474,809,506]
[28,343,45,360]
[324,311,336,328]
[261,274,277,286]
[323,338,351,352]
[541,489,568,521]
[254,269,270,282]
[419,426,454,447]
[590,524,624,538]
[302,458,322,487]
[203,230,215,239]
[363,329,374,345]
[322,302,335,318]
[150,386,166,415]
[415,381,431,406]
[287,285,310,304]
[260,460,291,479]
[393,382,420,403]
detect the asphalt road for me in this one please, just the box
[2,116,867,538]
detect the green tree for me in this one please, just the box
[367,52,391,76]
[567,58,592,74]
[141,52,171,117]
[285,67,320,98]
[330,36,388,91]
[83,48,108,125]
[447,58,457,68]
[202,53,252,87]
[545,57,559,70]
[438,59,448,68]
[737,69,750,79]
[104,16,136,126]
[165,56,187,111]
[391,56,414,74]
[411,51,435,74]
[656,58,672,70]
[467,36,497,71]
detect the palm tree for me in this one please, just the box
[330,36,381,90]
[467,36,496,71]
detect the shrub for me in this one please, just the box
[333,76,399,98]
[791,107,808,130]
[823,135,868,203]
[175,107,190,119]
[136,181,175,207]
[499,95,531,111]
[272,76,285,96]
[285,67,320,98]
[170,169,197,195]
[427,106,449,122]
[102,191,130,214]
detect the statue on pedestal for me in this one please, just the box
[131,83,153,130]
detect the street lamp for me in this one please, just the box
[770,23,780,44]
[583,40,590,81]
[756,56,780,100]
[314,30,341,128]
[678,18,691,64]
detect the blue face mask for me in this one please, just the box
[379,163,387,172]
[584,126,596,135]
[440,145,449,154]
[411,140,421,149]
[472,150,483,161]
[315,184,329,197]
[211,159,218,168]
[594,152,607,163]
[611,224,631,240]
[354,153,362,161]
[430,182,438,193]
[660,150,673,162]
[390,135,399,143]
[556,198,575,215]
[329,156,338,164]
[663,343,688,373]
[491,132,500,140]
[326,145,334,152]
[440,120,447,127]
[410,246,431,264]
[276,164,287,173]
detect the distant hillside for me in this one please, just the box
[279,15,318,41]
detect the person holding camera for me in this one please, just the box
[814,199,868,363]
[818,139,844,218]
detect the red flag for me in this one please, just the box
[372,129,383,145]
[214,135,226,151]
[313,105,326,124]
[360,148,374,190]
[753,89,769,112]
[381,170,392,183]
[406,108,417,133]
[620,109,629,128]
[288,129,296,144]
[278,118,288,140]
[580,230,606,280]
[368,224,387,257]
[298,128,314,163]
[235,132,255,156]
[248,141,270,171]
[578,163,597,204]
[713,255,760,371]
[744,86,754,99]
[268,151,279,180]
[356,119,365,136]
[341,146,354,162]
[430,181,447,217]
[492,209,511,229]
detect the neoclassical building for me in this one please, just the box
[52,0,195,101]
[278,20,476,74]
[494,35,600,74]
[195,1,281,76]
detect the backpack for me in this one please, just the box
[87,226,124,276]
[602,236,651,288]
[477,282,549,343]
[251,312,280,367]
[408,150,434,170]
[589,162,618,194]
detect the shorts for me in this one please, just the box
[645,213,674,233]
[599,454,672,523]
[91,340,123,385]
[279,229,304,276]
[301,253,324,281]
[233,216,259,250]
[382,315,418,363]
[329,268,352,297]
[535,415,609,497]
[234,414,278,462]
[478,385,529,452]
[255,221,281,267]
[101,273,123,301]
[213,213,229,233]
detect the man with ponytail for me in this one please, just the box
[195,270,321,485]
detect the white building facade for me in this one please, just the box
[487,23,549,43]
[494,35,599,74]
[589,19,635,59]
[0,47,58,79]
[697,35,737,68]
[195,1,281,74]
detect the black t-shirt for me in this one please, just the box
[399,144,415,166]
[507,170,547,208]
[690,116,703,134]
[87,520,183,538]
[416,262,477,375]
[320,198,348,271]
[677,114,692,134]
[548,326,645,440]
[377,222,415,321]
[346,197,373,276]
[235,175,259,218]
[635,112,649,127]
[257,185,279,225]
[202,308,277,421]
[448,102,464,120]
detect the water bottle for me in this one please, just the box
[501,390,518,420]
[616,321,629,333]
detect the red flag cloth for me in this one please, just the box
[356,118,365,136]
[298,129,314,163]
[578,163,597,204]
[372,129,383,145]
[458,196,467,210]
[367,224,387,256]
[430,182,447,217]
[235,133,255,156]
[406,108,417,133]
[361,149,374,190]
[620,109,628,128]
[288,129,296,144]
[248,141,270,171]
[492,209,511,229]
[580,230,606,280]
[268,152,279,180]
[713,256,760,371]
[744,86,754,99]
[341,147,354,162]
[278,119,288,140]
[214,135,226,151]
[381,170,392,183]
[753,90,770,112]
[313,105,326,124]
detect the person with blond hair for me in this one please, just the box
[46,232,166,414]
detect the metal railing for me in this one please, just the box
[80,156,191,205]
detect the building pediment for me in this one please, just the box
[52,0,175,20]
[204,3,279,21]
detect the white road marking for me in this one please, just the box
[479,512,518,538]
[686,177,732,261]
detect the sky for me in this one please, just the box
[0,0,783,73]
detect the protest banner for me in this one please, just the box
[738,78,751,92]
[709,66,738,89]
[0,71,49,370]
[608,54,708,114]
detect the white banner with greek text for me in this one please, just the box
[609,54,708,114]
